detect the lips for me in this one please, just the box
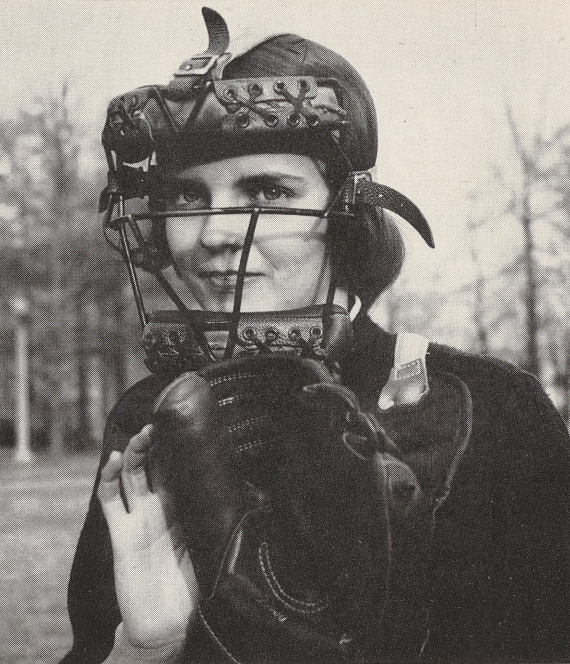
[199,270,264,290]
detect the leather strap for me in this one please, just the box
[377,332,430,410]
[173,8,230,78]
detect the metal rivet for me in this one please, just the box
[310,327,322,338]
[243,328,256,340]
[109,113,123,130]
[288,328,301,340]
[265,328,279,342]
[287,113,300,127]
[307,114,320,127]
[273,80,286,93]
[298,79,309,90]
[224,87,237,100]
[264,114,278,127]
[248,82,262,96]
[184,64,192,71]
[236,113,250,128]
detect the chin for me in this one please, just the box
[196,283,316,313]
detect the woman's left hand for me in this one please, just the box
[98,425,200,651]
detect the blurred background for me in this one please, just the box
[1,0,570,661]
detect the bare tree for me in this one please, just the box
[505,102,542,376]
[464,204,489,355]
[0,85,132,453]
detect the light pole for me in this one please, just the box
[10,294,33,463]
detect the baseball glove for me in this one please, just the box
[150,354,430,663]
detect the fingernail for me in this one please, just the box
[109,450,123,463]
[377,397,395,411]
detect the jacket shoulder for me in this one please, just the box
[428,340,544,402]
[427,341,570,444]
[428,341,532,384]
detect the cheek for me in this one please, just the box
[165,219,201,260]
[255,218,329,270]
[257,235,328,274]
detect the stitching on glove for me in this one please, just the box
[208,370,272,386]
[258,542,330,614]
[218,396,238,407]
[235,437,266,453]
[228,416,271,434]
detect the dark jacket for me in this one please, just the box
[62,315,570,664]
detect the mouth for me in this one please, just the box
[199,270,264,290]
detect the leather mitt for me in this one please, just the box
[150,354,428,663]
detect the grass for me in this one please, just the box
[0,451,100,664]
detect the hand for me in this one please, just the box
[98,425,199,650]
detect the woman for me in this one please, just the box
[63,8,570,664]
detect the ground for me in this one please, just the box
[0,451,98,664]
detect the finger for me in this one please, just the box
[98,451,127,525]
[123,424,154,473]
[122,425,154,510]
[98,450,123,502]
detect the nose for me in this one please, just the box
[200,214,247,251]
[199,212,252,252]
[199,191,251,252]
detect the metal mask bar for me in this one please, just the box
[150,271,216,363]
[223,207,260,360]
[117,197,148,328]
[131,207,349,220]
[110,211,217,361]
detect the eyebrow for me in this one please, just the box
[236,173,308,189]
[170,172,307,186]
[238,172,306,183]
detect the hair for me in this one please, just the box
[328,207,405,310]
[307,156,404,309]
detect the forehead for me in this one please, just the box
[168,153,326,183]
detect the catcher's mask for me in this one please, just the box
[100,7,434,377]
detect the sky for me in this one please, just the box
[2,0,570,287]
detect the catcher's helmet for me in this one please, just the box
[100,8,433,373]
[102,9,378,173]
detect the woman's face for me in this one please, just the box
[164,153,333,312]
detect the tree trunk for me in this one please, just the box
[466,214,489,355]
[473,274,489,355]
[521,186,540,377]
[75,291,90,449]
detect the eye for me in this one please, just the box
[244,182,293,204]
[261,186,284,202]
[165,183,208,210]
[181,188,204,205]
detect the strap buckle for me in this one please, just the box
[174,53,227,77]
[338,171,371,212]
[173,8,231,78]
